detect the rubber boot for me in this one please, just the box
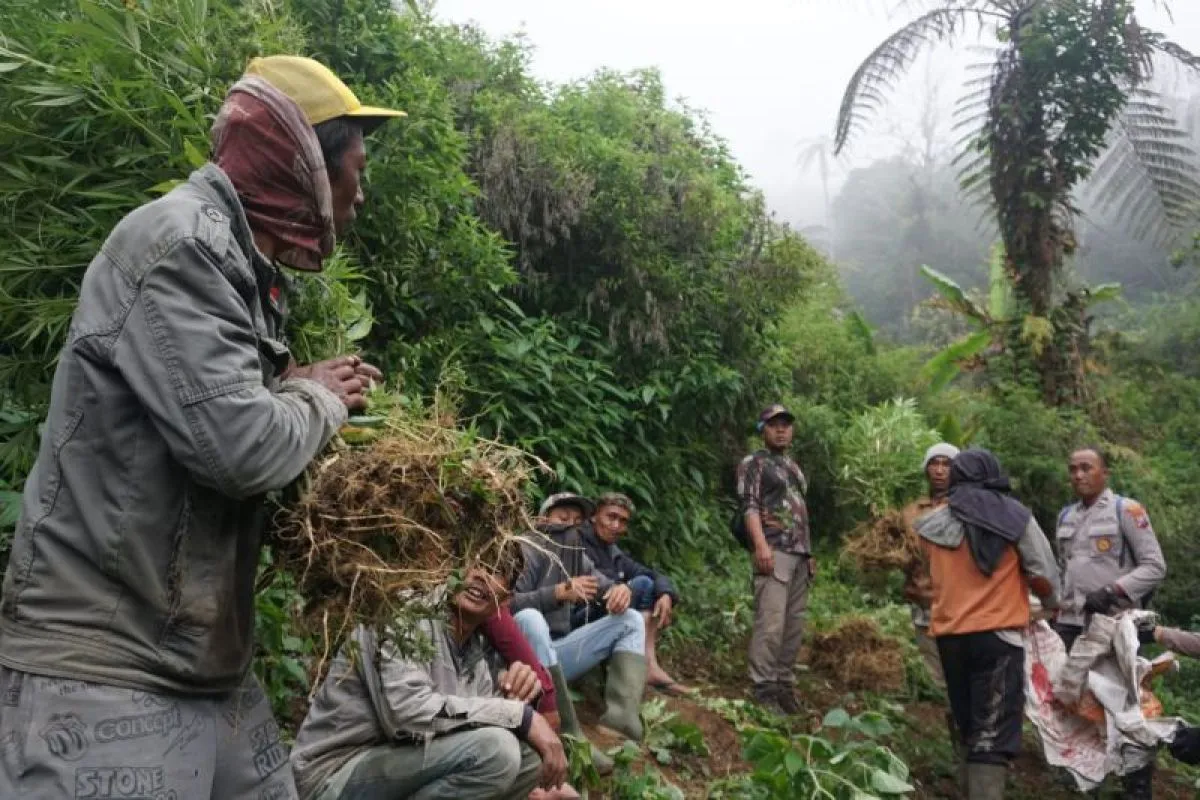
[596,651,647,741]
[549,664,613,775]
[966,762,1007,800]
[1121,762,1155,800]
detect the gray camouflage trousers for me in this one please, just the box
[0,666,298,800]
[749,550,811,689]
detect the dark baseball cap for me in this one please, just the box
[756,403,795,432]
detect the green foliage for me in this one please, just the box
[834,0,1200,403]
[641,698,709,766]
[608,760,686,800]
[564,735,604,793]
[663,548,755,676]
[836,399,940,518]
[922,330,991,394]
[253,548,314,726]
[742,708,913,798]
[285,252,374,365]
[0,0,304,405]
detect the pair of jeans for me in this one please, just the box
[514,607,645,681]
[318,728,540,800]
[570,575,656,629]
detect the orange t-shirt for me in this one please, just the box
[923,536,1030,637]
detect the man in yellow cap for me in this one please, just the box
[0,57,401,799]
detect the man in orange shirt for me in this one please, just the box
[916,449,1060,800]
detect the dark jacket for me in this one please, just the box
[579,523,678,604]
[511,523,612,638]
[0,164,345,695]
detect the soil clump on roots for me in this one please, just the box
[808,615,906,693]
[270,399,544,683]
[842,509,920,574]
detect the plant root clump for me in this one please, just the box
[269,401,545,684]
[808,616,906,693]
[842,509,921,574]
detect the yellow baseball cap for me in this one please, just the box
[244,55,406,129]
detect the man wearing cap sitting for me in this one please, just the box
[511,493,648,759]
[736,404,813,715]
[0,56,402,798]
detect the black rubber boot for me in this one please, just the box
[751,683,786,716]
[1121,762,1155,800]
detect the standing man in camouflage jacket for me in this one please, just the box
[736,404,813,715]
[0,56,401,799]
[1054,446,1167,800]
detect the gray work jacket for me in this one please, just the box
[511,524,612,639]
[1055,489,1167,627]
[0,164,345,695]
[290,620,526,800]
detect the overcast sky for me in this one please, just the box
[434,1,1200,226]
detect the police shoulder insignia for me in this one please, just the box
[1124,501,1151,529]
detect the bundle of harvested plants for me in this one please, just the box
[270,392,545,679]
[841,508,921,574]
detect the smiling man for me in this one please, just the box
[292,563,568,800]
[736,403,812,716]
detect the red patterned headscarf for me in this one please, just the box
[211,76,335,272]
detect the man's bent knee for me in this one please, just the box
[627,575,656,610]
[514,609,556,667]
[468,728,524,786]
[614,608,646,654]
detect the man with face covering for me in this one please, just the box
[915,449,1060,800]
[0,56,401,798]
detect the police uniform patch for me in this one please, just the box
[1095,537,1114,553]
[1125,501,1151,529]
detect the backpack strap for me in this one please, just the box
[1113,495,1138,569]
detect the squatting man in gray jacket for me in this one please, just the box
[291,565,568,800]
[0,56,400,798]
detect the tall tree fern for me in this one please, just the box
[832,0,1200,403]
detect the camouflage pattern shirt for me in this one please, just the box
[737,449,811,555]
